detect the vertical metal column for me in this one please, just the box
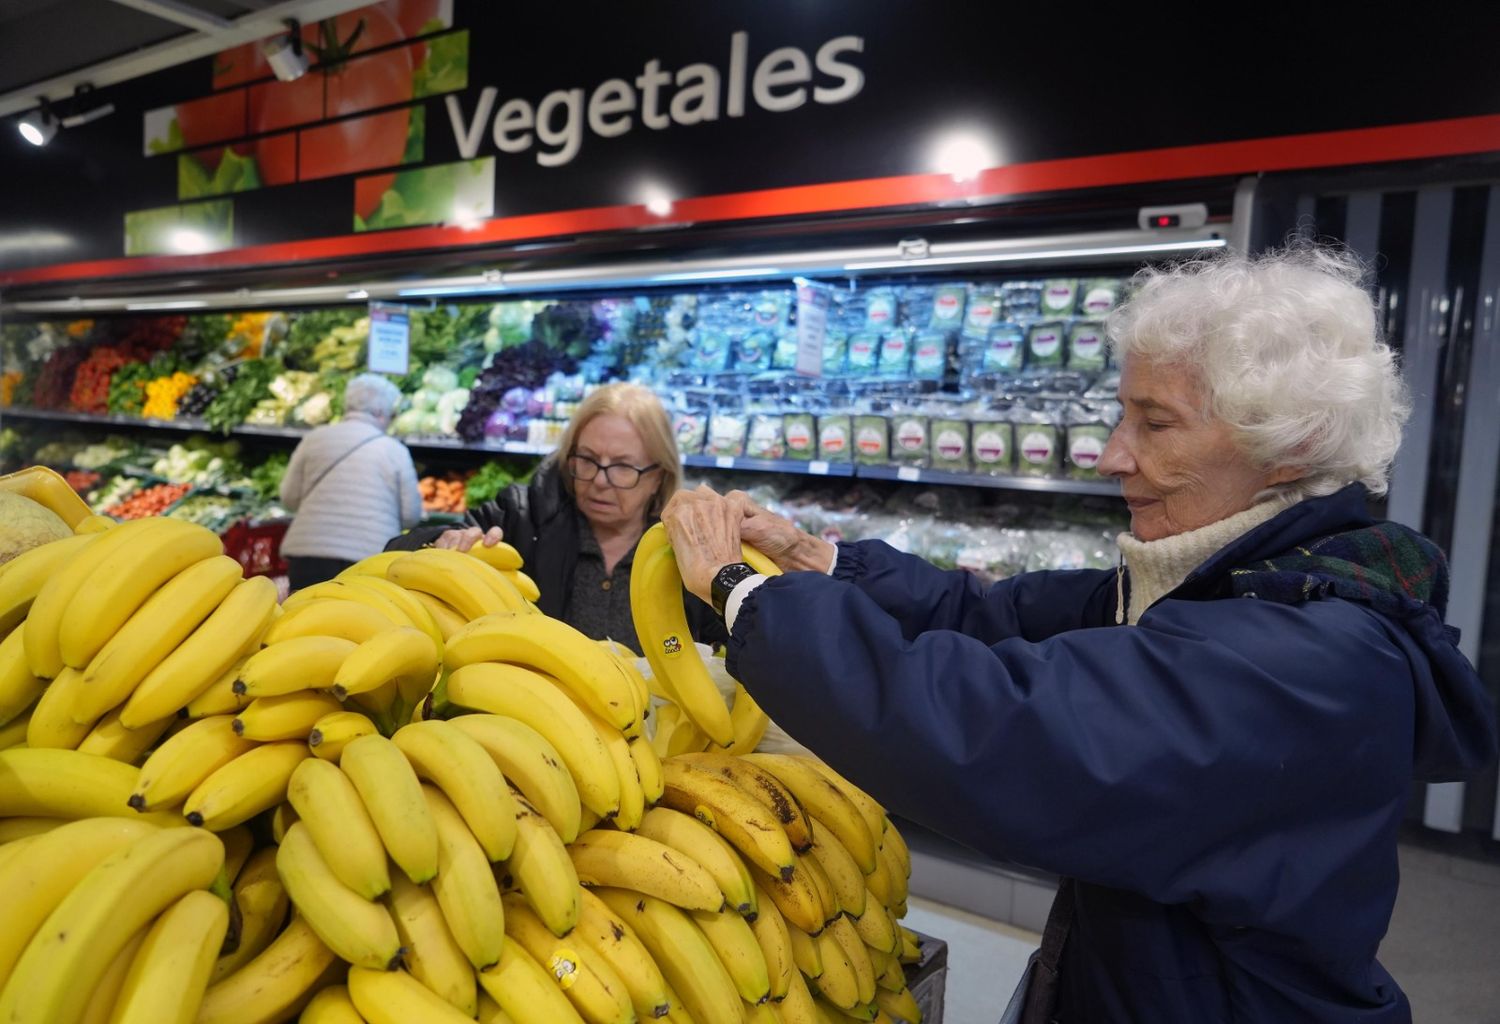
[1443,187,1500,838]
[1342,193,1383,268]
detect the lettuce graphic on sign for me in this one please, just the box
[355,157,495,232]
[124,200,233,256]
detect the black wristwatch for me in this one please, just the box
[710,562,759,619]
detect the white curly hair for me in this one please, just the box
[1107,244,1411,499]
[342,373,402,422]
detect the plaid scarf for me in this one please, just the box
[1221,521,1450,622]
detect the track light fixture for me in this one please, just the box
[17,100,57,147]
[262,18,309,83]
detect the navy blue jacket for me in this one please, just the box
[725,485,1497,1023]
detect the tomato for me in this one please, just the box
[355,172,398,222]
[300,108,410,182]
[380,0,446,64]
[328,4,405,59]
[175,91,248,167]
[213,41,269,90]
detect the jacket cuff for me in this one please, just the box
[723,578,767,681]
[831,541,866,583]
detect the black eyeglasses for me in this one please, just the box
[567,453,660,489]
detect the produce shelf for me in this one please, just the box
[2,407,1121,497]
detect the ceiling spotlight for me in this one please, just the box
[262,19,309,83]
[17,102,57,147]
[59,84,114,129]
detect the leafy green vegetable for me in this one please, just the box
[106,363,152,415]
[123,201,232,257]
[204,359,277,435]
[177,148,263,200]
[463,460,518,506]
[275,309,363,371]
[248,452,290,501]
[412,30,469,98]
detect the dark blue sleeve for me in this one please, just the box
[834,539,1118,643]
[726,574,1414,925]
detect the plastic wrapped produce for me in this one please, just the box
[878,329,912,378]
[983,323,1026,374]
[929,284,968,330]
[864,288,899,331]
[930,415,972,474]
[853,414,890,466]
[783,411,816,460]
[911,330,947,380]
[1001,280,1045,321]
[690,329,732,373]
[970,418,1014,477]
[1040,279,1079,317]
[745,412,786,460]
[1015,406,1062,477]
[706,411,748,457]
[1068,319,1109,371]
[1078,277,1125,317]
[734,330,774,373]
[817,412,853,462]
[1026,321,1067,370]
[1065,401,1119,479]
[821,328,849,375]
[846,331,879,375]
[965,285,1003,332]
[889,411,930,468]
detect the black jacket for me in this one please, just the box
[387,461,726,653]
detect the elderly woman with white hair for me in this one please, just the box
[660,247,1497,1023]
[279,372,422,590]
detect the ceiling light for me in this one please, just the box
[262,19,309,83]
[168,228,213,253]
[17,103,57,147]
[930,129,998,183]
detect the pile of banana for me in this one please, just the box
[0,515,925,1023]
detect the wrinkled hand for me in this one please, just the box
[433,525,504,552]
[727,490,837,574]
[660,485,744,604]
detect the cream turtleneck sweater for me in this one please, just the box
[1114,496,1296,625]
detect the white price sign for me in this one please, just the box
[794,279,831,377]
[367,302,411,376]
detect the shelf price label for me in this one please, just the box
[808,460,830,476]
[794,278,831,378]
[715,456,736,469]
[896,466,922,482]
[367,302,412,376]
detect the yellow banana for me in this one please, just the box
[875,985,921,1022]
[26,665,97,748]
[347,965,476,1023]
[422,784,506,968]
[0,532,95,635]
[75,705,175,763]
[387,549,519,620]
[121,575,278,728]
[287,757,391,899]
[78,925,147,1024]
[447,662,621,819]
[409,590,467,640]
[0,709,30,750]
[595,888,742,1024]
[477,991,516,1024]
[629,735,664,805]
[307,709,378,762]
[779,968,823,1024]
[811,924,862,1011]
[131,714,255,812]
[801,841,843,924]
[637,806,757,918]
[24,526,136,677]
[675,751,814,853]
[0,746,157,819]
[234,690,343,741]
[650,703,706,760]
[466,539,524,571]
[746,882,796,1001]
[748,860,826,936]
[219,823,255,886]
[445,614,636,733]
[0,816,57,844]
[277,820,404,969]
[725,682,770,755]
[182,657,251,720]
[0,825,225,1023]
[781,898,823,979]
[393,719,517,861]
[110,888,229,1024]
[881,823,911,883]
[285,577,408,622]
[337,550,406,581]
[197,914,339,1024]
[477,937,587,1024]
[865,842,895,909]
[184,740,309,831]
[339,733,439,885]
[879,842,909,908]
[73,512,117,534]
[448,712,583,843]
[745,999,783,1023]
[690,903,772,1005]
[339,573,445,651]
[235,634,358,699]
[569,827,725,912]
[333,626,439,706]
[630,534,733,746]
[211,847,288,982]
[269,802,299,844]
[264,598,398,646]
[898,927,921,965]
[502,788,582,937]
[386,870,477,1016]
[75,552,243,722]
[0,624,43,726]
[566,694,644,831]
[658,759,798,882]
[298,984,365,1024]
[575,888,673,1021]
[852,897,899,957]
[804,759,888,855]
[60,518,224,669]
[502,892,635,1024]
[501,568,541,602]
[827,914,878,1006]
[744,754,879,874]
[0,816,161,992]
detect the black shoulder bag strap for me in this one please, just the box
[301,429,386,500]
[1019,877,1076,1024]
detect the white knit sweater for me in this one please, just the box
[1114,497,1295,625]
[279,413,423,562]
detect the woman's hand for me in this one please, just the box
[728,490,837,574]
[432,525,504,552]
[660,485,745,605]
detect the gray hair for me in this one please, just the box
[1107,244,1411,499]
[343,373,402,420]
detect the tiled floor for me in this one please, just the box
[907,840,1500,1024]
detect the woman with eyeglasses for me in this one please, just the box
[386,381,725,652]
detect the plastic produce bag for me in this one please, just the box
[1067,319,1108,370]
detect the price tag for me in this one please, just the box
[896,466,922,482]
[808,460,830,476]
[794,279,831,377]
[715,456,736,469]
[366,302,411,376]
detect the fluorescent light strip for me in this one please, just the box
[397,283,509,298]
[649,267,782,283]
[843,238,1225,272]
[123,299,209,310]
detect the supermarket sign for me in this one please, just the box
[6,1,1500,282]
